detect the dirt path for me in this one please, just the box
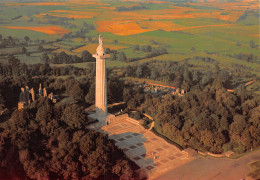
[156,150,260,180]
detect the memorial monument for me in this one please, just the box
[88,34,110,124]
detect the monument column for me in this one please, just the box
[92,34,110,117]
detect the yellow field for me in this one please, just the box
[4,26,70,36]
[35,10,97,19]
[94,3,248,35]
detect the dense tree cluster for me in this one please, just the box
[0,76,22,110]
[42,51,95,64]
[0,56,95,78]
[37,14,77,29]
[232,53,259,64]
[110,46,167,62]
[0,57,97,111]
[124,61,232,90]
[150,86,260,154]
[189,56,217,63]
[237,10,259,24]
[123,82,145,110]
[0,36,19,48]
[121,62,260,154]
[0,98,137,179]
[0,35,56,50]
[128,46,168,62]
[74,22,95,39]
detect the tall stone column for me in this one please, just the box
[92,34,110,117]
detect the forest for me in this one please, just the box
[120,61,260,154]
[0,98,138,179]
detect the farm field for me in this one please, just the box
[0,0,259,92]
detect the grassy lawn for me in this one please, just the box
[16,52,43,64]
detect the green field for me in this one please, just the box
[0,0,259,84]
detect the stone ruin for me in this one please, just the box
[18,83,57,110]
[171,88,185,96]
[142,82,186,96]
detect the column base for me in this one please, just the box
[96,107,107,117]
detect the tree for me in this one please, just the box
[133,45,139,51]
[214,64,220,74]
[87,36,92,42]
[0,93,5,112]
[61,104,86,128]
[192,70,200,83]
[112,160,133,179]
[72,84,84,101]
[107,77,123,103]
[181,80,190,92]
[40,52,50,63]
[0,34,2,40]
[114,40,118,44]
[39,63,51,75]
[141,45,152,52]
[118,52,127,61]
[136,64,150,78]
[110,52,117,61]
[40,40,46,44]
[249,40,255,48]
[230,114,247,136]
[191,47,196,52]
[24,36,30,45]
[200,71,213,86]
[82,50,94,62]
[211,75,223,90]
[105,48,111,54]
[85,83,95,104]
[150,68,159,80]
[22,47,27,54]
[38,45,44,52]
[7,54,20,65]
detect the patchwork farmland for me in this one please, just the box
[0,0,259,88]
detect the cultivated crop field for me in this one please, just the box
[0,0,259,88]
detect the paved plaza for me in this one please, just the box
[99,116,194,179]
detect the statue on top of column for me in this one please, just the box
[96,34,105,56]
[99,34,103,46]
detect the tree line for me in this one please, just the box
[115,4,147,11]
[41,50,95,64]
[109,46,167,62]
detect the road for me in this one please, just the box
[156,150,260,180]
